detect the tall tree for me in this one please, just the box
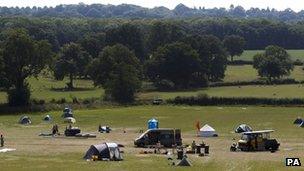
[183,35,228,81]
[146,42,204,89]
[54,43,92,90]
[105,23,145,62]
[80,33,106,58]
[88,44,141,103]
[223,35,246,61]
[253,45,294,82]
[1,29,53,106]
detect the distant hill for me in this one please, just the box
[0,3,304,22]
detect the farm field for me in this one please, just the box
[240,50,304,61]
[224,65,304,82]
[0,65,303,104]
[0,105,303,170]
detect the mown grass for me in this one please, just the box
[0,105,303,170]
[240,50,304,61]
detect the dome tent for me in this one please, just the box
[62,107,73,118]
[235,124,253,133]
[294,117,302,124]
[64,117,76,124]
[19,116,31,125]
[148,118,158,129]
[43,114,52,122]
[198,124,218,137]
[84,143,123,161]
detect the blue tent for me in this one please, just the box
[148,118,158,129]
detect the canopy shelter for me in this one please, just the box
[19,116,31,125]
[84,143,123,161]
[198,124,218,137]
[235,124,253,133]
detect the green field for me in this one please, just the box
[224,65,304,82]
[240,50,304,61]
[0,64,303,104]
[0,105,303,170]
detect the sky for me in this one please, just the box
[1,0,304,12]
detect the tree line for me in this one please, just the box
[0,19,295,106]
[0,3,304,22]
[0,17,304,50]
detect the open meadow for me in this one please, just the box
[0,65,304,104]
[240,50,304,61]
[0,105,303,170]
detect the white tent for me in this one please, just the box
[199,124,218,137]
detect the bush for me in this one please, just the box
[210,78,300,87]
[7,86,31,106]
[168,95,304,106]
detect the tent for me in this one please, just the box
[84,143,123,161]
[64,117,76,124]
[299,121,304,127]
[19,116,31,124]
[62,107,73,118]
[148,118,158,129]
[198,124,217,137]
[177,156,191,166]
[294,117,302,124]
[235,124,253,133]
[43,114,52,122]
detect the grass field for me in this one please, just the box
[240,50,304,61]
[224,65,303,82]
[0,65,303,104]
[0,105,303,170]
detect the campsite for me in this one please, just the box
[1,1,304,171]
[0,106,303,170]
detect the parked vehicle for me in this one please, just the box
[134,128,182,147]
[230,130,280,152]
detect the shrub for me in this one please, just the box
[168,95,304,106]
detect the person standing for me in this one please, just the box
[0,134,4,147]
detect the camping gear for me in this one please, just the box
[299,121,304,127]
[63,117,76,124]
[204,146,209,154]
[198,124,218,137]
[43,114,52,122]
[177,150,184,160]
[62,107,73,118]
[148,118,158,129]
[19,116,31,124]
[0,148,16,153]
[99,126,111,133]
[75,133,97,138]
[84,143,123,161]
[235,124,253,133]
[65,127,81,136]
[294,117,302,124]
[176,156,191,166]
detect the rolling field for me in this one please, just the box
[0,105,303,170]
[240,50,304,61]
[0,64,303,104]
[224,65,304,82]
